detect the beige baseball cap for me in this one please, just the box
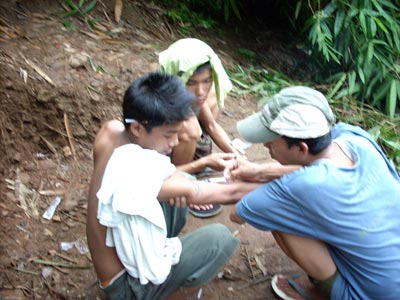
[237,86,336,143]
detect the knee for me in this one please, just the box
[211,223,231,235]
[178,131,199,145]
[206,224,239,249]
[179,118,201,144]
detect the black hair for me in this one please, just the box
[283,132,332,155]
[194,61,211,74]
[123,72,195,132]
[176,61,211,78]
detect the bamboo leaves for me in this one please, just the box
[61,0,98,30]
[62,0,97,18]
[304,0,399,117]
[388,80,398,118]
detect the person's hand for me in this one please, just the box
[168,196,188,208]
[202,152,237,171]
[224,157,274,183]
[225,159,298,183]
[224,156,260,182]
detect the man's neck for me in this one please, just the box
[318,142,354,167]
[125,130,136,145]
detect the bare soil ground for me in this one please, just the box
[0,1,303,299]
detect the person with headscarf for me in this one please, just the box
[158,38,238,217]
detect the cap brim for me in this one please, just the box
[237,112,279,143]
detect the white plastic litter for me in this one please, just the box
[60,241,74,251]
[42,196,62,220]
[60,238,89,254]
[203,177,226,183]
[197,287,203,299]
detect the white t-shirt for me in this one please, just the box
[96,144,181,285]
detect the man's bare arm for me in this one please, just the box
[198,103,238,154]
[225,158,302,183]
[176,152,237,174]
[158,171,261,205]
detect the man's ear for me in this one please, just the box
[129,121,142,138]
[298,142,309,155]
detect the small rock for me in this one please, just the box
[69,52,89,68]
[90,93,100,102]
[36,88,57,103]
[5,80,13,89]
[32,136,40,144]
[42,267,53,279]
[12,152,21,162]
[53,215,61,222]
[38,159,57,170]
[19,172,30,184]
[89,78,102,87]
[63,146,72,157]
[44,229,53,237]
[64,72,72,81]
[69,57,81,68]
[25,162,37,171]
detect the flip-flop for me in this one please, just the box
[271,273,326,300]
[188,204,223,218]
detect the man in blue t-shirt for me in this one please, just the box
[226,86,400,300]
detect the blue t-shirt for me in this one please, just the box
[236,123,400,300]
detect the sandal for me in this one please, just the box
[188,204,223,218]
[271,273,327,300]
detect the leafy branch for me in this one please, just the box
[61,0,98,29]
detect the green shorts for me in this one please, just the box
[310,270,339,298]
[102,203,238,300]
[194,130,212,160]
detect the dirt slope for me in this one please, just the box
[0,1,300,299]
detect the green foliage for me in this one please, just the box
[62,0,97,18]
[61,0,98,29]
[227,65,298,107]
[88,58,115,76]
[185,0,242,21]
[235,48,257,63]
[155,0,242,31]
[293,0,400,118]
[162,2,216,34]
[329,97,400,173]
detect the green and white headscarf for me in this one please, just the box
[159,38,232,109]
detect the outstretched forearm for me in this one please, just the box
[176,152,237,174]
[185,180,261,205]
[158,172,260,205]
[176,157,209,174]
[256,163,301,182]
[226,160,302,183]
